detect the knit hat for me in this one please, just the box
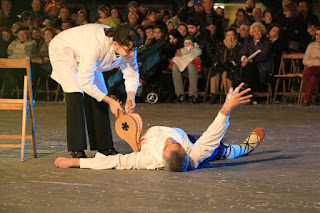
[128,1,139,8]
[184,36,194,44]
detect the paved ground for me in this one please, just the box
[0,102,319,212]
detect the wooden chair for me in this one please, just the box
[35,75,61,101]
[273,53,304,104]
[0,57,37,161]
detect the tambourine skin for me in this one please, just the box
[115,113,143,152]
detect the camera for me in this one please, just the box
[192,0,200,5]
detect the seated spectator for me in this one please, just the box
[186,17,215,75]
[76,10,88,26]
[7,26,37,59]
[20,11,34,28]
[159,9,171,24]
[194,0,224,41]
[44,0,65,14]
[177,23,188,39]
[232,8,250,31]
[11,22,21,38]
[29,26,41,47]
[262,9,273,29]
[142,9,158,27]
[1,0,18,26]
[55,27,62,34]
[0,26,13,57]
[170,36,202,104]
[252,7,262,23]
[61,20,71,31]
[70,9,77,24]
[306,22,317,42]
[239,22,273,94]
[104,8,122,27]
[127,12,139,28]
[237,23,250,44]
[135,25,146,44]
[139,5,148,17]
[267,24,287,74]
[144,25,154,46]
[210,27,242,104]
[282,2,309,52]
[166,18,177,33]
[38,26,55,71]
[245,0,256,24]
[45,2,60,21]
[96,5,110,25]
[302,27,320,106]
[298,0,319,27]
[31,0,48,26]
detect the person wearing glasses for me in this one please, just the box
[49,24,141,158]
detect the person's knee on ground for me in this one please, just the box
[162,138,189,172]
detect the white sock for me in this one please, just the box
[221,144,248,159]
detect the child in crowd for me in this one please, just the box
[169,36,202,72]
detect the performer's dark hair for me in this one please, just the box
[163,150,189,172]
[105,24,142,48]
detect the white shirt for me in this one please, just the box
[303,41,320,67]
[80,112,229,170]
[49,24,139,101]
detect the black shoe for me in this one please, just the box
[99,148,119,156]
[188,95,198,104]
[173,94,185,103]
[70,151,87,158]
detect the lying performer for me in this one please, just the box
[55,83,265,172]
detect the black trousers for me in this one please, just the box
[65,92,114,152]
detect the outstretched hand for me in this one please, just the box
[220,83,252,116]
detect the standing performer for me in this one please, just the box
[49,24,141,158]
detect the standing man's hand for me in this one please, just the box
[103,95,124,118]
[125,91,136,113]
[220,83,252,116]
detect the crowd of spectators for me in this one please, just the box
[0,0,319,104]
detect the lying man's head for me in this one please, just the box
[162,138,189,172]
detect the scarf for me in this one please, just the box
[223,38,238,49]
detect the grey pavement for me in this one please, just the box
[0,102,320,212]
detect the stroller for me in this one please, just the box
[107,42,163,104]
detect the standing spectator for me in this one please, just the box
[177,23,188,39]
[274,0,291,27]
[0,9,10,27]
[262,9,273,29]
[46,2,60,21]
[127,1,144,25]
[245,0,255,24]
[0,26,12,57]
[232,8,250,31]
[215,7,229,30]
[177,0,203,23]
[298,0,319,27]
[127,12,139,28]
[142,9,158,27]
[237,24,250,45]
[54,7,70,28]
[194,0,224,41]
[96,5,110,25]
[20,11,34,28]
[166,18,177,33]
[302,27,320,106]
[159,9,171,25]
[1,0,18,26]
[76,10,88,26]
[252,7,262,23]
[307,22,318,42]
[282,3,309,52]
[210,27,242,104]
[31,0,48,26]
[239,22,273,93]
[38,26,55,74]
[135,25,145,44]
